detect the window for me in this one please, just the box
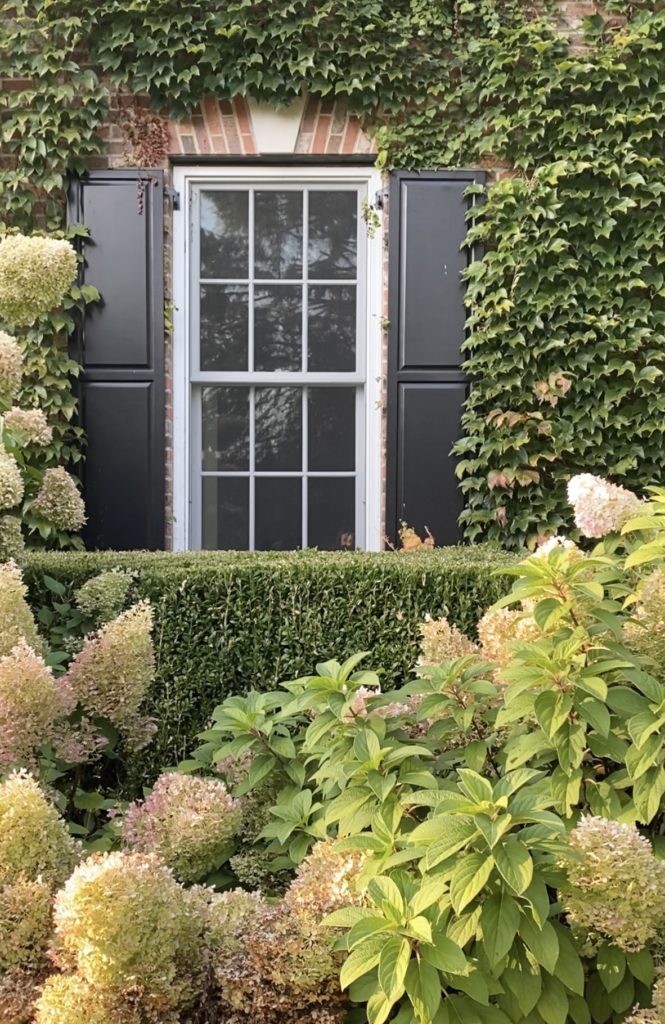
[174,168,382,551]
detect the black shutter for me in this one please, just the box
[386,170,484,547]
[67,169,166,550]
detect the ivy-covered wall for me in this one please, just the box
[0,0,661,550]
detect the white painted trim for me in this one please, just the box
[171,164,384,552]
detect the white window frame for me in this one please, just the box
[171,164,384,552]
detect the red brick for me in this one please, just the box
[203,96,224,135]
[312,113,332,153]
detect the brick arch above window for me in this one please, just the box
[168,96,375,158]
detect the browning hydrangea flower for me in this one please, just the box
[51,851,205,1008]
[0,771,78,888]
[31,467,85,532]
[2,407,52,446]
[560,816,665,952]
[0,235,77,327]
[0,968,46,1024]
[123,772,242,883]
[75,570,133,625]
[0,561,43,658]
[206,889,346,1024]
[0,449,23,511]
[284,839,367,917]
[0,516,24,563]
[64,602,154,747]
[0,332,23,402]
[477,605,541,672]
[0,876,52,973]
[0,641,71,771]
[567,473,643,539]
[418,615,477,666]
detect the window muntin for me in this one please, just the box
[191,182,365,551]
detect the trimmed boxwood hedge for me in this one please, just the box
[23,546,515,791]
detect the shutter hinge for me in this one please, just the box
[165,186,181,211]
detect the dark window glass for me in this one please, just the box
[255,387,302,471]
[254,191,303,279]
[200,190,248,279]
[202,477,249,549]
[308,387,355,471]
[308,285,356,371]
[254,286,302,372]
[201,387,249,471]
[308,191,357,279]
[255,478,302,550]
[200,285,248,371]
[308,477,355,550]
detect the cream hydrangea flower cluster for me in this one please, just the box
[0,235,78,327]
[418,614,477,666]
[65,602,155,749]
[2,407,52,446]
[31,467,86,532]
[33,975,149,1024]
[0,560,43,658]
[37,851,205,1022]
[0,641,71,771]
[75,569,133,625]
[284,839,367,917]
[476,605,541,670]
[0,875,52,974]
[0,332,22,403]
[122,772,242,883]
[567,473,642,539]
[0,449,23,512]
[625,977,665,1024]
[560,816,665,952]
[624,567,665,672]
[0,515,24,563]
[0,771,78,889]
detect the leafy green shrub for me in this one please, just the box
[188,473,665,1024]
[22,546,514,791]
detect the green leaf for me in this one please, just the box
[450,852,494,913]
[421,934,468,976]
[405,958,442,1024]
[519,916,559,974]
[408,879,446,917]
[597,943,626,993]
[379,936,411,999]
[493,838,533,895]
[537,974,569,1024]
[480,892,520,967]
[340,937,387,990]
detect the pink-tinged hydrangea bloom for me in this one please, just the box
[0,771,78,888]
[341,685,379,722]
[284,839,367,917]
[0,560,43,659]
[567,473,642,539]
[123,772,242,883]
[64,602,155,748]
[51,851,204,1007]
[561,816,665,952]
[0,331,23,402]
[0,235,78,327]
[0,448,23,511]
[0,640,71,771]
[31,467,85,532]
[2,407,52,446]
[477,605,541,672]
[418,615,477,666]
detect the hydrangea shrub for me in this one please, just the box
[0,235,77,327]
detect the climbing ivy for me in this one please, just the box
[2,1,664,549]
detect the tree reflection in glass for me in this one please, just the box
[200,191,248,279]
[308,192,357,279]
[254,191,303,279]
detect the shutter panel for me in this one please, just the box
[386,170,484,547]
[67,169,166,550]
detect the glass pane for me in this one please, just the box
[308,477,355,550]
[200,190,248,279]
[308,285,356,371]
[254,286,302,372]
[200,285,248,371]
[201,387,249,471]
[308,388,356,471]
[255,387,302,471]
[255,478,302,550]
[202,477,249,550]
[308,191,357,279]
[254,191,303,279]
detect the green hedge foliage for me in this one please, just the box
[22,547,514,791]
